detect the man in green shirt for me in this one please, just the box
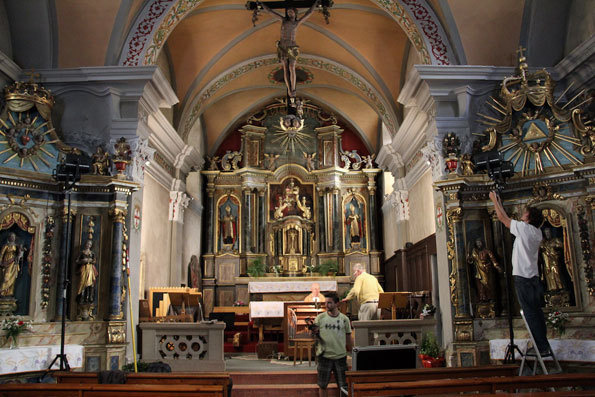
[313,292,352,397]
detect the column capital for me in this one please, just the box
[169,191,190,222]
[110,208,127,223]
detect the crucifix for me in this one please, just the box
[246,0,333,116]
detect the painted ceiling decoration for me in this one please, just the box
[119,0,454,67]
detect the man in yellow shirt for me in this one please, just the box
[342,263,384,320]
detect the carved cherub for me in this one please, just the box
[264,153,280,170]
[302,151,316,172]
[207,156,219,171]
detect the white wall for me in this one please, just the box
[140,174,172,293]
[407,170,436,244]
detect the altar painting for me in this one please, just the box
[217,195,240,253]
[269,178,314,221]
[343,195,366,251]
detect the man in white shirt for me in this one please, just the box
[490,191,551,354]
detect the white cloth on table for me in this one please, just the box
[0,344,84,374]
[489,339,595,362]
[249,301,285,320]
[248,281,337,293]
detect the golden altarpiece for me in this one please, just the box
[201,100,382,314]
[435,54,595,366]
[0,79,137,371]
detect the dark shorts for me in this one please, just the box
[317,355,347,389]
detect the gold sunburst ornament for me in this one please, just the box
[272,115,307,154]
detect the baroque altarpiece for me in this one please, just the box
[201,100,382,313]
[0,79,137,370]
[435,55,595,365]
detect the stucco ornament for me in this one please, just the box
[421,140,443,181]
[130,137,156,183]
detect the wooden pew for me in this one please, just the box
[0,383,224,396]
[54,372,231,397]
[346,365,518,396]
[351,372,595,396]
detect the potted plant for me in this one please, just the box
[318,260,338,276]
[247,259,266,277]
[1,317,32,349]
[420,303,436,319]
[419,332,444,367]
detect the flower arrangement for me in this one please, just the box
[233,300,246,307]
[421,304,436,318]
[271,264,282,276]
[304,263,318,276]
[546,310,569,337]
[2,317,32,348]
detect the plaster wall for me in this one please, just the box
[0,0,11,58]
[402,46,421,121]
[140,173,172,293]
[382,206,401,260]
[182,208,202,283]
[407,169,435,244]
[156,50,174,125]
[565,0,595,56]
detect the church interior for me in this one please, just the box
[0,0,593,395]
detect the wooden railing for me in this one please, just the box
[351,318,436,347]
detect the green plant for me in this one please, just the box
[122,361,151,372]
[420,333,440,358]
[247,259,266,277]
[318,260,338,275]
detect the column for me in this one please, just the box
[446,207,471,319]
[318,189,326,253]
[205,187,215,254]
[243,189,252,253]
[109,208,127,319]
[332,188,341,251]
[368,189,378,251]
[258,189,266,253]
[55,206,75,320]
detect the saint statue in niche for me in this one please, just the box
[0,232,26,297]
[286,227,300,254]
[344,199,365,249]
[76,240,98,304]
[187,255,203,291]
[221,205,237,246]
[466,238,502,302]
[540,228,565,291]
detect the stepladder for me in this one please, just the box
[519,309,562,376]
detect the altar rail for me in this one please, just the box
[140,322,225,372]
[352,318,437,347]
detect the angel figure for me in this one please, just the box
[207,156,219,171]
[363,154,376,169]
[303,151,316,172]
[264,153,281,170]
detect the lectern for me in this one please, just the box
[379,292,410,319]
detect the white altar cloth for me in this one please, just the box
[0,344,84,374]
[489,339,595,362]
[249,301,285,320]
[248,280,337,293]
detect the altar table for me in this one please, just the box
[0,344,84,374]
[489,339,595,362]
[248,280,337,293]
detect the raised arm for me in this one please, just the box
[489,191,511,229]
[297,0,320,24]
[257,1,284,19]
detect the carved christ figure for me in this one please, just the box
[221,205,237,245]
[258,0,320,97]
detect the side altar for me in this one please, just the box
[200,101,383,315]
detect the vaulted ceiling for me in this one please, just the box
[2,0,540,155]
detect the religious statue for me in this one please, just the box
[540,228,565,291]
[258,0,320,97]
[345,204,361,246]
[187,255,203,291]
[264,153,280,170]
[0,233,26,297]
[363,154,375,169]
[461,153,475,176]
[207,156,219,171]
[91,146,110,175]
[287,227,300,254]
[76,240,98,304]
[220,205,237,246]
[303,151,316,172]
[467,238,502,302]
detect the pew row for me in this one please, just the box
[351,372,595,396]
[346,364,519,395]
[54,372,231,397]
[0,383,225,397]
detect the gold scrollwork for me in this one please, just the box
[454,319,473,342]
[107,321,126,344]
[529,184,564,205]
[446,207,462,316]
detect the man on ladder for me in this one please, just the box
[490,191,561,375]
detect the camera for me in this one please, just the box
[305,317,319,334]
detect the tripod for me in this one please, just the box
[47,157,89,372]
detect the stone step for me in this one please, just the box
[231,371,319,385]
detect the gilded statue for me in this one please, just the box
[297,196,311,219]
[76,240,98,304]
[461,153,474,176]
[540,228,565,291]
[303,151,316,172]
[0,233,26,297]
[287,228,300,254]
[467,238,502,302]
[221,205,237,246]
[91,146,110,175]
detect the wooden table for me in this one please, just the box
[290,338,316,366]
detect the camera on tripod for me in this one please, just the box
[473,150,514,192]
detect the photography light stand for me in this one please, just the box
[46,155,90,372]
[474,152,520,363]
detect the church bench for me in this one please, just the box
[0,383,225,396]
[346,365,518,395]
[54,372,230,397]
[474,391,595,396]
[351,372,595,396]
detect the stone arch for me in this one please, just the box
[118,0,456,67]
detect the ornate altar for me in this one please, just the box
[435,49,595,366]
[201,99,382,313]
